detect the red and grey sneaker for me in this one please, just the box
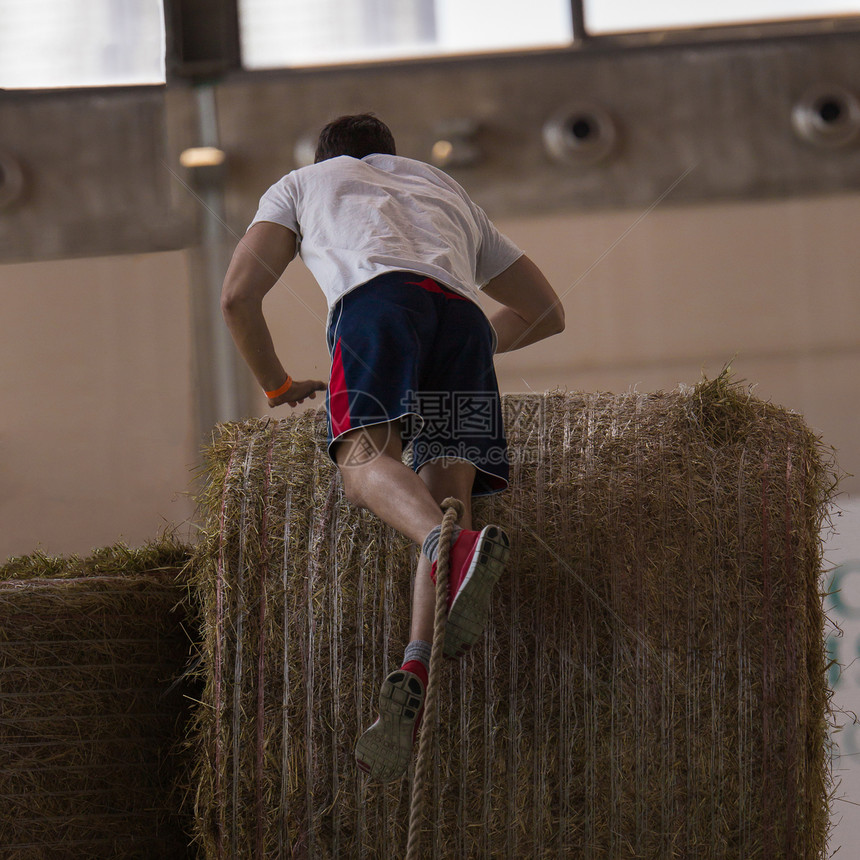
[354,669,425,782]
[431,525,510,659]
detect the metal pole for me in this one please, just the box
[187,83,253,440]
[570,0,587,42]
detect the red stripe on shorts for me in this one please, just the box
[406,277,469,300]
[328,338,352,437]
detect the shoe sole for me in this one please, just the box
[444,525,510,659]
[354,670,424,783]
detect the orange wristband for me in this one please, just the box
[265,375,292,399]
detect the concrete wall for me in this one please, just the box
[4,34,860,266]
[0,88,193,262]
[214,33,860,218]
[1,251,197,557]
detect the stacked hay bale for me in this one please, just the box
[0,542,194,858]
[190,376,836,859]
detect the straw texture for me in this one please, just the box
[189,377,837,858]
[0,541,194,858]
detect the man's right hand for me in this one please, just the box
[268,379,328,409]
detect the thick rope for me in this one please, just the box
[406,497,464,860]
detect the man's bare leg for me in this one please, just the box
[343,425,476,780]
[335,424,476,640]
[334,422,444,547]
[349,436,505,781]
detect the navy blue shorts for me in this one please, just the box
[326,271,508,496]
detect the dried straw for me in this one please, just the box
[188,373,838,858]
[0,540,195,858]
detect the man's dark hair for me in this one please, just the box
[314,114,396,163]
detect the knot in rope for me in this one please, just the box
[406,496,463,860]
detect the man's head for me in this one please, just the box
[314,114,397,163]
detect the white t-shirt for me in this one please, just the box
[248,154,523,327]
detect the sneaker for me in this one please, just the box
[431,525,510,659]
[354,669,425,782]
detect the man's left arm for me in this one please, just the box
[482,255,565,353]
[221,221,326,407]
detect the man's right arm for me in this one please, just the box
[221,221,326,406]
[482,255,565,353]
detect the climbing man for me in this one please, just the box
[220,113,565,782]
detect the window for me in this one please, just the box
[0,0,165,90]
[584,0,860,35]
[238,0,573,69]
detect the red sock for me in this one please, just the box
[430,529,481,605]
[401,659,428,689]
[447,529,475,595]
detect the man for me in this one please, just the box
[221,114,564,782]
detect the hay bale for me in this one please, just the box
[189,376,837,859]
[0,541,194,858]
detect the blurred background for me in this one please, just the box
[1,0,859,851]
